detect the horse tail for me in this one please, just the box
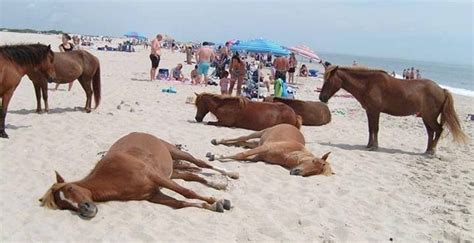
[92,64,101,108]
[441,89,467,143]
[295,115,303,129]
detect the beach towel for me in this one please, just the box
[274,78,283,97]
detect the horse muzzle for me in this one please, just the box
[78,202,98,218]
[289,168,302,176]
[195,116,203,122]
[319,95,329,103]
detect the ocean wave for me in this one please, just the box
[440,85,474,97]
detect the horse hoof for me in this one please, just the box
[212,201,224,213]
[208,154,215,161]
[211,139,218,145]
[206,152,212,158]
[367,146,378,151]
[222,199,231,210]
[227,172,240,179]
[0,131,9,139]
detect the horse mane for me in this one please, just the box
[0,44,52,66]
[195,93,248,109]
[38,182,67,209]
[325,65,388,80]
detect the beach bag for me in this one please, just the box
[309,69,318,77]
[281,81,289,97]
[274,78,283,97]
[157,69,169,80]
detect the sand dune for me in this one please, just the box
[0,32,473,242]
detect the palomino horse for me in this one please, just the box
[27,50,101,113]
[0,44,55,138]
[40,132,237,218]
[207,124,333,177]
[319,65,467,154]
[194,93,302,131]
[264,96,331,126]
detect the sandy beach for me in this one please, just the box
[0,32,473,242]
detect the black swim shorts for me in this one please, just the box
[288,67,296,73]
[150,54,160,69]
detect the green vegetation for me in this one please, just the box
[0,28,65,35]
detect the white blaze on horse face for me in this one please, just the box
[59,191,79,209]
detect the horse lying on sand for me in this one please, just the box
[0,44,56,138]
[263,96,331,126]
[207,124,333,177]
[27,50,101,113]
[194,93,302,131]
[40,132,237,218]
[319,65,467,154]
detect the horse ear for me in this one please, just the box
[47,44,51,50]
[194,92,199,97]
[321,152,331,161]
[55,171,65,183]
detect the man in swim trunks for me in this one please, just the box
[150,34,163,81]
[195,42,215,86]
[273,55,289,82]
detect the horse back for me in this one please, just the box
[238,102,298,130]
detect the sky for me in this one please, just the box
[0,0,472,65]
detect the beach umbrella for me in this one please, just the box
[124,31,147,40]
[231,38,289,56]
[286,45,320,61]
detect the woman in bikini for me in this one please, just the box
[288,53,297,84]
[228,53,246,96]
[55,34,75,91]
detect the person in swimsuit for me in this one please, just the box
[150,34,163,81]
[195,42,215,86]
[228,53,246,96]
[219,70,230,95]
[273,55,289,82]
[299,64,308,77]
[55,34,75,91]
[288,53,297,84]
[170,63,184,81]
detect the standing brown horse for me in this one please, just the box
[0,44,55,138]
[39,132,235,218]
[319,65,467,154]
[207,124,333,177]
[263,96,331,126]
[27,50,101,113]
[194,93,302,131]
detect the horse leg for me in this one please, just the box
[171,170,227,190]
[0,89,15,138]
[208,145,269,162]
[366,111,380,150]
[154,177,230,212]
[78,77,92,113]
[33,81,42,113]
[211,130,264,148]
[167,144,239,179]
[148,190,222,212]
[422,114,442,155]
[41,81,49,112]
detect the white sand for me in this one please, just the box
[1,32,473,242]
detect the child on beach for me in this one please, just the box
[190,65,201,85]
[219,70,230,95]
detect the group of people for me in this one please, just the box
[402,67,421,79]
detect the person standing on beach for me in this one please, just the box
[352,60,357,66]
[228,53,246,95]
[195,42,215,86]
[55,33,75,91]
[273,55,289,82]
[288,53,297,84]
[416,69,421,79]
[402,69,406,79]
[409,67,415,79]
[149,34,163,81]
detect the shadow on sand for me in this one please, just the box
[5,124,32,130]
[319,142,421,156]
[8,107,83,115]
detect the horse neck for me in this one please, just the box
[338,70,371,98]
[74,166,117,201]
[205,96,220,113]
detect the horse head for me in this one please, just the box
[194,93,210,122]
[289,152,333,177]
[319,65,342,103]
[39,44,56,83]
[39,171,97,219]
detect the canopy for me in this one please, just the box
[231,38,289,56]
[124,31,147,40]
[286,45,320,61]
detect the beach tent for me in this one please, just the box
[124,31,147,40]
[231,38,289,99]
[231,38,289,56]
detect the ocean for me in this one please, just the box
[316,52,474,97]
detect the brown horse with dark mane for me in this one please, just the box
[27,50,101,113]
[264,96,331,126]
[319,65,467,154]
[40,132,236,218]
[207,124,334,177]
[0,44,55,138]
[194,93,302,131]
